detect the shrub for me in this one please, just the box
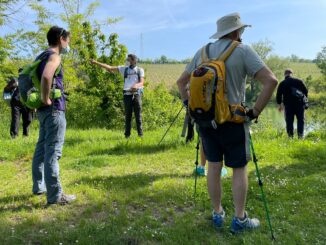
[142,83,182,130]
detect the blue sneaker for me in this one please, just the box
[231,212,260,234]
[193,166,206,176]
[221,167,228,177]
[212,209,226,228]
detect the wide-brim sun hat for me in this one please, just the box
[210,12,251,39]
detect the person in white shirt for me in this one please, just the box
[90,54,145,138]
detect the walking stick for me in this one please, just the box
[158,105,184,145]
[193,134,200,201]
[249,133,276,240]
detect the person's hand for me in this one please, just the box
[246,108,259,121]
[90,59,97,65]
[42,98,52,106]
[183,99,188,108]
[131,86,138,92]
[278,104,284,112]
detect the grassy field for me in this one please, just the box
[0,116,326,244]
[142,63,321,89]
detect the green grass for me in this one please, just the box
[0,118,326,245]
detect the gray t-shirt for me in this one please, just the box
[185,39,265,104]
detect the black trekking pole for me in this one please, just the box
[193,133,200,202]
[249,133,275,240]
[158,105,184,145]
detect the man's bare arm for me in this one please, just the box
[177,71,191,101]
[41,54,61,105]
[90,59,119,73]
[253,67,278,115]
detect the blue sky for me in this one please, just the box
[2,0,326,60]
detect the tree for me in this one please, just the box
[248,39,288,101]
[159,55,168,64]
[6,0,127,128]
[0,0,21,26]
[251,39,273,60]
[316,46,326,76]
[0,0,26,83]
[248,40,273,101]
[289,54,300,63]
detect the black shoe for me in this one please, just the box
[47,193,76,205]
[33,191,46,196]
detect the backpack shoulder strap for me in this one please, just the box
[218,41,239,62]
[54,64,61,77]
[136,67,141,82]
[124,66,128,80]
[201,43,211,63]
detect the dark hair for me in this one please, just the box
[221,30,238,39]
[8,77,18,85]
[47,26,70,46]
[127,54,138,62]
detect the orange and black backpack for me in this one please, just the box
[188,40,247,128]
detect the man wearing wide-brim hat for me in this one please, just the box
[177,12,278,233]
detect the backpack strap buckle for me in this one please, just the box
[211,120,217,129]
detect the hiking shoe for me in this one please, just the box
[231,212,260,234]
[33,191,46,196]
[212,209,226,228]
[193,166,206,176]
[48,193,76,205]
[221,167,228,177]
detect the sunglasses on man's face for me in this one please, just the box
[59,28,66,37]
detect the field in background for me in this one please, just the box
[142,63,321,88]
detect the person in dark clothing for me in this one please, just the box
[3,77,32,138]
[276,69,308,138]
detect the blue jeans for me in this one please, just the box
[32,107,66,203]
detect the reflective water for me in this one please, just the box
[260,105,322,133]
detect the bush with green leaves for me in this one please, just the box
[142,83,181,130]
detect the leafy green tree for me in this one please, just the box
[45,0,128,127]
[0,0,20,26]
[0,0,27,83]
[316,46,326,76]
[247,40,273,101]
[247,40,288,101]
[251,39,273,60]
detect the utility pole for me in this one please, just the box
[77,0,80,14]
[140,33,144,60]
